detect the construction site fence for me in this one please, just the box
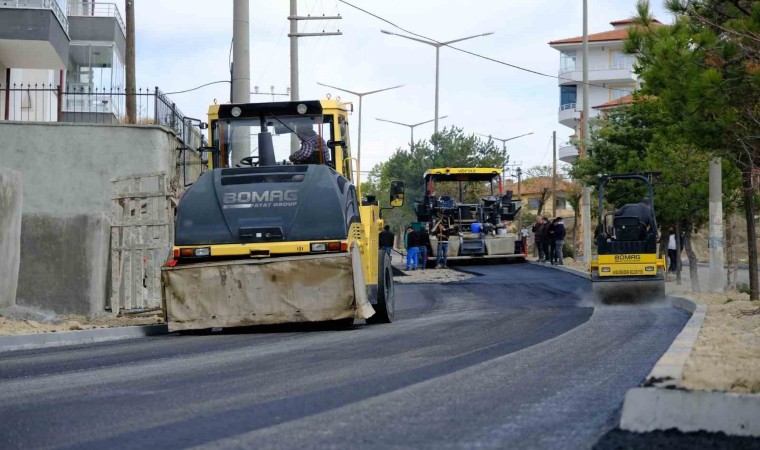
[0,84,205,150]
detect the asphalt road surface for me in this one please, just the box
[0,264,689,449]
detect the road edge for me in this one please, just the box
[534,259,760,436]
[0,324,169,354]
[619,296,760,437]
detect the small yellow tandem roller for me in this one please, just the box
[590,173,667,305]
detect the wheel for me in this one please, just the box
[367,253,395,324]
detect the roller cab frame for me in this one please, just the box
[590,173,666,304]
[161,100,405,332]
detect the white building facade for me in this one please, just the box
[549,19,658,163]
[0,0,126,122]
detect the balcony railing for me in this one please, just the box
[67,1,125,35]
[0,0,69,34]
[559,103,577,112]
[558,61,633,75]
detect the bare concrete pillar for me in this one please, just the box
[709,157,724,293]
[0,168,22,308]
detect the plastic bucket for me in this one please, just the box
[471,223,481,233]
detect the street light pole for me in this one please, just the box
[381,30,494,135]
[376,116,448,152]
[476,132,533,227]
[316,82,403,197]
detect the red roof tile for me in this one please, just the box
[593,95,634,109]
[549,19,663,45]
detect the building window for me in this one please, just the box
[528,198,541,210]
[555,197,567,210]
[609,85,633,101]
[610,50,635,69]
[560,51,576,72]
[560,85,577,108]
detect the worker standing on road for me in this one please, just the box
[553,217,566,265]
[418,225,430,270]
[546,217,557,264]
[405,226,420,271]
[433,219,450,269]
[532,215,546,262]
[379,225,395,260]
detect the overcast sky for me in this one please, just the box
[120,0,670,178]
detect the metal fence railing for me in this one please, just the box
[0,83,204,149]
[67,1,125,35]
[0,0,69,33]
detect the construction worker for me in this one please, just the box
[379,225,394,259]
[405,226,420,271]
[418,225,430,269]
[289,123,330,165]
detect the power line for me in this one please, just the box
[164,80,231,95]
[338,0,635,95]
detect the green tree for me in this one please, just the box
[625,0,760,298]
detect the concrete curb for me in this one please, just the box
[619,297,760,437]
[0,324,168,354]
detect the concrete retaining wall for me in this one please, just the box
[15,213,111,316]
[0,122,202,215]
[0,169,22,308]
[0,122,203,316]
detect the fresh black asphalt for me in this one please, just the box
[0,263,689,449]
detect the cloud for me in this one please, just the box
[128,0,671,172]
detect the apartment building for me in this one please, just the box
[548,19,661,163]
[0,0,126,122]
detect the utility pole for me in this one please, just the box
[125,0,136,124]
[709,158,724,292]
[581,0,592,263]
[516,167,523,229]
[288,1,341,152]
[231,0,251,164]
[552,130,557,218]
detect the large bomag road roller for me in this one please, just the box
[161,99,404,332]
[590,173,666,304]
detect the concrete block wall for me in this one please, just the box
[0,122,203,316]
[16,214,111,316]
[0,169,22,308]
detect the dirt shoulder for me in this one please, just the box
[667,286,760,394]
[0,306,164,336]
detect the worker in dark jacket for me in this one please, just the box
[405,227,420,270]
[532,215,546,262]
[379,225,394,259]
[553,217,566,265]
[546,217,557,264]
[418,226,431,269]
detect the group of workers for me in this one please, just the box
[531,215,566,265]
[378,219,457,271]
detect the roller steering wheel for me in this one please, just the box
[239,156,259,167]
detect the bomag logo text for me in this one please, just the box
[223,190,298,208]
[614,254,641,262]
